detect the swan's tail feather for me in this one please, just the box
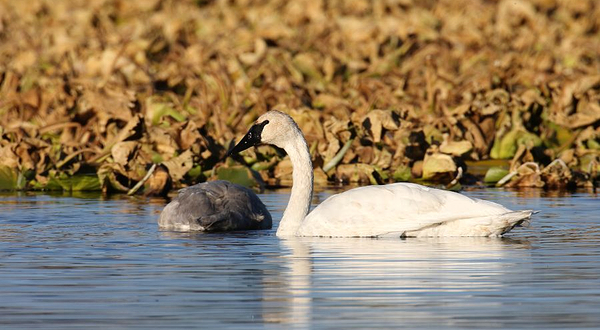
[498,210,536,236]
[399,210,536,238]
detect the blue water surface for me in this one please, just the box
[0,187,599,329]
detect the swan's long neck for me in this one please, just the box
[276,130,313,237]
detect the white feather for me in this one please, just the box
[298,183,532,237]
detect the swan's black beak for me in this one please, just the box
[225,120,269,158]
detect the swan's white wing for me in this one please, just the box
[299,183,519,237]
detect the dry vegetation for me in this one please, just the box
[0,0,599,194]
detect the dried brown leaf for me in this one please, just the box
[162,150,194,182]
[111,141,139,166]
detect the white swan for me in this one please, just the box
[227,110,534,237]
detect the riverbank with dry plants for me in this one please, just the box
[1,0,599,195]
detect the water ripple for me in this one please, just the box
[0,189,599,329]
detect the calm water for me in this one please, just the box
[0,186,599,329]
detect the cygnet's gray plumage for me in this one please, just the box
[158,180,272,231]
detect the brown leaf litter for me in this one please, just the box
[0,0,599,194]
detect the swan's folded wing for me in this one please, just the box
[300,183,512,237]
[160,181,272,231]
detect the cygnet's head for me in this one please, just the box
[227,110,299,156]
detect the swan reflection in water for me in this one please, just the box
[263,237,532,327]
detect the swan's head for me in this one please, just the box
[227,110,299,156]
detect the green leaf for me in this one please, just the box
[151,152,164,164]
[147,98,187,126]
[186,165,203,180]
[548,122,573,147]
[0,167,30,190]
[587,139,600,150]
[483,167,510,184]
[491,129,543,159]
[516,131,543,148]
[217,166,258,188]
[423,125,443,145]
[393,165,412,182]
[47,173,102,191]
[251,159,277,172]
[490,129,519,159]
[0,166,18,190]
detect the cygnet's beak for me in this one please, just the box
[225,120,269,158]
